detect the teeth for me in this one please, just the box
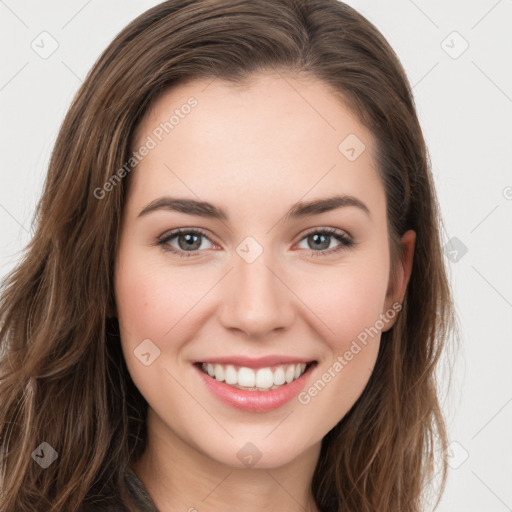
[238,367,255,387]
[214,364,225,382]
[274,366,285,385]
[286,365,295,383]
[255,368,274,389]
[201,362,309,391]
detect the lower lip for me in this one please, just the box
[194,362,317,413]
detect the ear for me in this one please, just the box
[382,229,416,331]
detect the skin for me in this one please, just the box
[114,72,415,512]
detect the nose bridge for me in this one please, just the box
[218,241,294,337]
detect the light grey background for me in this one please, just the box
[1,1,511,510]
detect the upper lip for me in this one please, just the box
[195,355,316,369]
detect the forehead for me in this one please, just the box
[133,72,372,153]
[127,72,384,220]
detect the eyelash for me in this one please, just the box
[156,227,356,258]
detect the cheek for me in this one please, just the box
[114,250,205,403]
[295,271,387,419]
[295,257,388,403]
[115,249,206,342]
[300,260,389,344]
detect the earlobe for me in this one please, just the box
[383,229,416,329]
[400,229,416,301]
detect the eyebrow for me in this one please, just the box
[138,194,371,221]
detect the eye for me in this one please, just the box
[157,228,216,257]
[156,227,356,258]
[296,227,355,256]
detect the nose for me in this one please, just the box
[217,249,296,339]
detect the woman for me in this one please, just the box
[0,1,456,511]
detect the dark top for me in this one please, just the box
[124,466,160,511]
[120,466,338,512]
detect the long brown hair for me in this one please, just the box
[0,1,457,510]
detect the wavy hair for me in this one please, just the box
[0,1,457,510]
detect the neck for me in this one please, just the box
[131,407,322,512]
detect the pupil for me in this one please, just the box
[310,233,329,250]
[179,233,201,250]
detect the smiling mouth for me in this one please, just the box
[195,361,317,391]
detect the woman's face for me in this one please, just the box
[114,72,414,469]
